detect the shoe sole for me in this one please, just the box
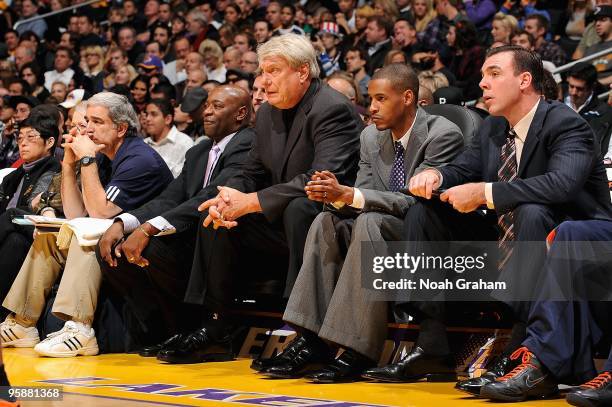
[362,372,457,383]
[1,337,40,348]
[480,387,559,402]
[307,376,364,384]
[566,393,599,407]
[454,384,484,397]
[35,345,99,358]
[157,353,234,364]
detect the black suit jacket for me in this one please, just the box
[225,79,363,223]
[366,39,392,76]
[439,100,612,221]
[129,128,254,234]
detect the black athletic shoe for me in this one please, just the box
[566,371,612,407]
[480,347,559,402]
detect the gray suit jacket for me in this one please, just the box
[353,108,464,218]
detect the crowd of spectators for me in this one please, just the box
[0,0,610,169]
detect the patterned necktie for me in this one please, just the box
[389,141,405,192]
[497,129,518,269]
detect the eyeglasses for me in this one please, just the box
[16,133,42,144]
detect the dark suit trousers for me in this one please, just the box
[184,197,321,309]
[97,230,197,341]
[401,200,558,329]
[523,220,612,382]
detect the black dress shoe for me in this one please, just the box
[260,336,331,379]
[157,328,233,364]
[305,349,376,384]
[251,336,308,372]
[361,346,457,383]
[139,334,185,357]
[455,353,515,396]
[480,347,559,402]
[566,371,612,407]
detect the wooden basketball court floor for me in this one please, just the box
[5,348,571,407]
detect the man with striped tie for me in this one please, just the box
[393,45,612,391]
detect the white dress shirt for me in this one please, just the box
[44,68,75,92]
[144,126,194,178]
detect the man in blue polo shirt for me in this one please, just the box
[0,93,173,358]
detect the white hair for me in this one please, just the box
[88,92,140,132]
[257,33,320,78]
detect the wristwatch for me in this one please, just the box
[80,156,96,166]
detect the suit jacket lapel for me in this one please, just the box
[517,100,546,177]
[280,80,320,178]
[374,129,394,190]
[404,109,427,178]
[188,138,213,197]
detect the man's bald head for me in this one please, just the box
[203,85,252,141]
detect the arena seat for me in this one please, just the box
[423,104,485,144]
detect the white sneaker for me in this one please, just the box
[34,321,99,358]
[0,315,40,348]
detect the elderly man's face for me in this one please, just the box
[85,105,126,155]
[260,56,308,109]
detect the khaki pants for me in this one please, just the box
[2,232,101,325]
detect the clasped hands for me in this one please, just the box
[61,127,105,165]
[408,169,487,213]
[198,186,258,229]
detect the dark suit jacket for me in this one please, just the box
[129,128,254,234]
[439,100,612,221]
[225,79,363,223]
[366,39,392,76]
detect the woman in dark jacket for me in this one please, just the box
[0,115,60,304]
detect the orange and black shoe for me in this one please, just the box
[566,371,612,407]
[479,346,559,402]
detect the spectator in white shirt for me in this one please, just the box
[143,99,193,177]
[44,47,75,92]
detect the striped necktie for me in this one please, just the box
[497,128,518,269]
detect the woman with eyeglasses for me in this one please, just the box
[0,115,61,303]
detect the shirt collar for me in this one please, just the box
[564,93,593,113]
[395,110,418,150]
[144,126,181,146]
[511,99,540,143]
[212,131,238,154]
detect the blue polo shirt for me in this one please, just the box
[102,136,173,211]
